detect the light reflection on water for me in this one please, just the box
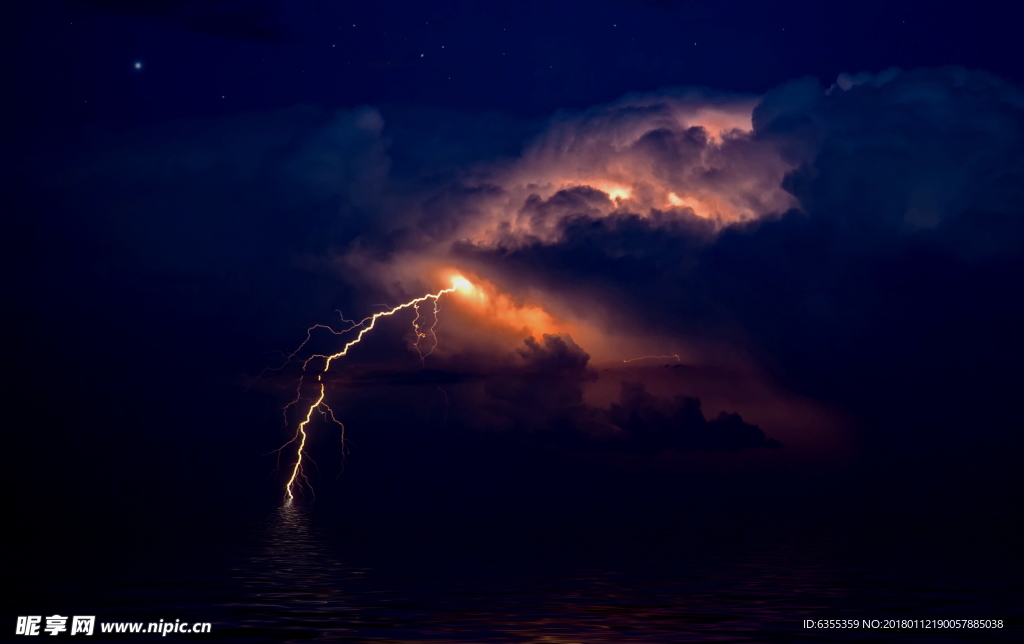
[12,504,1021,642]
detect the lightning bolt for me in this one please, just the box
[422,295,444,359]
[282,377,329,502]
[410,297,445,364]
[623,354,682,363]
[279,282,463,503]
[411,303,426,362]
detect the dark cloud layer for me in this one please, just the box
[324,334,778,455]
[608,383,781,453]
[467,335,779,454]
[454,69,1023,466]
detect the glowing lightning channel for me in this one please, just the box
[623,354,682,363]
[422,295,444,358]
[281,283,461,503]
[410,296,445,364]
[284,376,324,502]
[308,286,457,371]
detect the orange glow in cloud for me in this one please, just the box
[341,250,698,363]
[588,181,633,202]
[444,271,568,340]
[666,192,686,207]
[438,270,682,365]
[675,105,753,141]
[444,94,797,245]
[451,275,475,293]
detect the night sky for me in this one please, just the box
[6,1,1024,639]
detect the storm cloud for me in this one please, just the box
[12,66,1023,508]
[387,66,1023,469]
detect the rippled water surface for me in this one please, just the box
[12,505,1020,642]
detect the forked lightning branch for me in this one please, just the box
[275,277,473,502]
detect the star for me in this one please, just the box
[133,61,143,70]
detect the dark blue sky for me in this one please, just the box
[9,0,1021,125]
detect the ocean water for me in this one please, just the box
[11,503,1020,642]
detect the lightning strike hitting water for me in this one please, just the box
[280,280,467,502]
[280,377,341,502]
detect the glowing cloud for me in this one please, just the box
[430,91,798,246]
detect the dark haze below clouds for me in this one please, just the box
[6,64,1024,522]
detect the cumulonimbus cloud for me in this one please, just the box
[346,66,1023,467]
[405,89,800,249]
[33,66,1023,465]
